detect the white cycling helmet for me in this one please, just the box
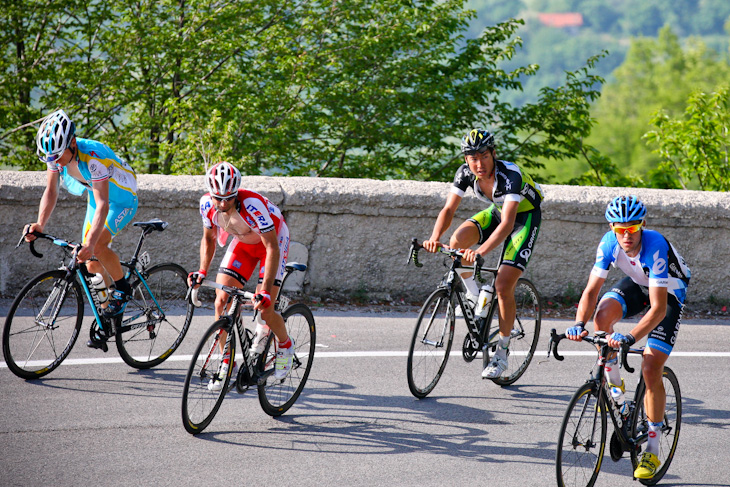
[36,109,76,162]
[205,162,241,198]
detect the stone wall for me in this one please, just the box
[2,170,728,304]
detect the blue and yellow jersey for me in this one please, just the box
[47,138,137,203]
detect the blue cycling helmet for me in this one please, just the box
[605,195,647,223]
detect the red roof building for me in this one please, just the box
[538,13,584,28]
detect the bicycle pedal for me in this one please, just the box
[86,337,109,352]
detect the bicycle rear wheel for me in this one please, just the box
[487,278,541,386]
[3,270,83,380]
[181,320,235,434]
[630,367,682,485]
[406,288,455,398]
[116,263,193,369]
[556,382,607,487]
[258,304,316,416]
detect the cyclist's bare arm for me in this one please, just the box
[198,226,217,275]
[424,192,461,253]
[568,273,606,341]
[25,170,60,242]
[462,199,519,262]
[256,229,280,299]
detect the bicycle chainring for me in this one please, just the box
[609,430,624,461]
[462,333,479,362]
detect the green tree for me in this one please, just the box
[587,26,730,183]
[644,87,730,191]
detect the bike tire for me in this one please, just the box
[629,367,682,485]
[2,270,84,380]
[406,288,455,398]
[556,382,607,487]
[115,263,193,369]
[257,304,316,417]
[181,319,235,434]
[486,278,542,386]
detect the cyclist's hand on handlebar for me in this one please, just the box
[607,332,636,349]
[23,223,42,242]
[421,239,443,253]
[253,291,272,311]
[566,322,588,342]
[187,270,207,287]
[76,244,93,263]
[461,248,481,263]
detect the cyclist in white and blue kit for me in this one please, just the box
[565,195,690,480]
[25,109,138,342]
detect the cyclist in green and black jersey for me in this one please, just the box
[423,129,543,379]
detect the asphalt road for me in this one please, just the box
[1,308,729,487]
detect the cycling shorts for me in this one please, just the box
[468,205,541,271]
[82,191,138,242]
[218,222,290,287]
[600,276,683,356]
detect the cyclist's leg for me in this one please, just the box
[594,277,647,386]
[83,193,137,284]
[641,295,682,457]
[450,205,497,296]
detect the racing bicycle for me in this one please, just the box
[548,329,681,487]
[405,238,541,397]
[3,220,193,379]
[181,263,315,434]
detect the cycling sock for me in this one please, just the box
[495,335,510,360]
[457,271,479,296]
[114,278,131,295]
[279,337,292,349]
[646,421,663,456]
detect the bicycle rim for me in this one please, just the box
[556,383,607,487]
[257,304,316,416]
[3,270,83,379]
[489,278,541,386]
[406,288,455,398]
[630,367,682,485]
[116,263,193,369]
[181,321,234,434]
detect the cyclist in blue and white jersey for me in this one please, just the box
[565,195,690,480]
[24,109,138,336]
[423,128,544,380]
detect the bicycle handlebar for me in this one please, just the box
[188,280,257,307]
[407,238,487,282]
[548,328,636,373]
[17,230,78,260]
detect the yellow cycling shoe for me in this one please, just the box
[634,452,661,479]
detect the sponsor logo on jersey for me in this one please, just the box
[232,260,242,269]
[519,249,531,260]
[652,250,667,275]
[596,247,604,262]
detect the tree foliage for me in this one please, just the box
[1,0,607,182]
[644,87,730,191]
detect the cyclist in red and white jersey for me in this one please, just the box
[188,162,293,389]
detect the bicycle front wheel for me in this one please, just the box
[556,382,607,487]
[630,367,682,485]
[406,288,455,398]
[488,278,541,386]
[3,270,84,380]
[181,320,235,434]
[116,263,193,369]
[258,304,316,417]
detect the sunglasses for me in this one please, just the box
[212,194,236,202]
[37,151,63,164]
[612,222,643,235]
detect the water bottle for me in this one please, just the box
[610,382,629,417]
[90,273,109,303]
[474,283,494,318]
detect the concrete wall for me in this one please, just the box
[2,170,729,304]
